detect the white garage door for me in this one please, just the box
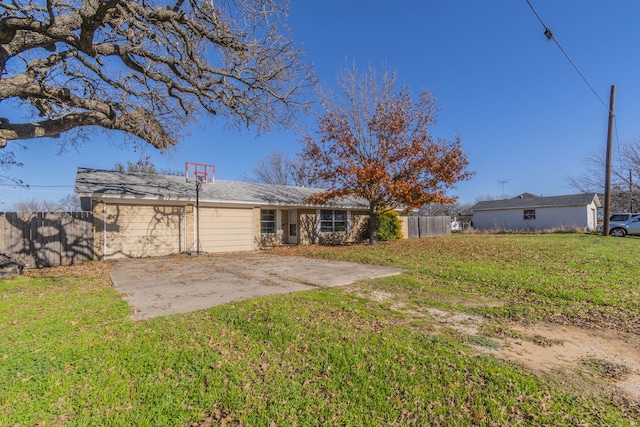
[198,207,253,252]
[105,204,184,259]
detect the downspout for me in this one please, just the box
[196,181,200,253]
[251,208,255,251]
[103,201,107,261]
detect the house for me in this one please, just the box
[74,168,409,260]
[470,193,601,232]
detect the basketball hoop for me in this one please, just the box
[186,162,215,184]
[185,162,215,255]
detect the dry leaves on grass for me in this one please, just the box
[24,261,113,279]
[23,261,115,291]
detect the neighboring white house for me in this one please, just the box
[470,193,601,232]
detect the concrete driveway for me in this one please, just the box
[109,252,403,320]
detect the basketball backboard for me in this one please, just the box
[186,162,215,184]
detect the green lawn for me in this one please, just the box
[1,234,639,426]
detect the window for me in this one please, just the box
[261,209,276,234]
[320,210,347,233]
[524,209,536,220]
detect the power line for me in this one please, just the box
[26,185,74,188]
[523,0,610,112]
[0,184,73,188]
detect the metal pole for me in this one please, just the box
[196,180,201,253]
[602,84,616,236]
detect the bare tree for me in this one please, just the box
[57,193,82,211]
[247,150,299,186]
[245,150,322,187]
[566,150,607,194]
[567,138,640,212]
[12,198,55,212]
[0,0,313,158]
[0,143,23,184]
[114,155,157,174]
[418,201,470,217]
[11,194,81,211]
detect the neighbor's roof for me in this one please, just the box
[471,193,601,211]
[74,168,369,209]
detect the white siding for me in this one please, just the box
[473,205,595,231]
[198,207,253,252]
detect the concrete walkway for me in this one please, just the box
[109,252,403,320]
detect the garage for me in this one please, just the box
[198,207,253,253]
[104,204,185,259]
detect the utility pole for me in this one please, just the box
[602,85,616,236]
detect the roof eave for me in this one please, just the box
[84,192,367,210]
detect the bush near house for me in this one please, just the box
[377,210,403,241]
[362,210,403,242]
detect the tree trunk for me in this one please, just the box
[368,204,378,245]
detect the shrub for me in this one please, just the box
[362,210,403,241]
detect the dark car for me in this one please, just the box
[609,217,640,237]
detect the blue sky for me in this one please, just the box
[2,1,640,209]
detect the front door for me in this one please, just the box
[288,210,298,244]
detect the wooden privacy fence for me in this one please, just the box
[407,216,451,238]
[0,212,94,268]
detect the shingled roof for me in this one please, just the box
[74,167,369,209]
[471,193,601,211]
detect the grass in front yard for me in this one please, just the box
[283,233,640,332]
[1,234,639,425]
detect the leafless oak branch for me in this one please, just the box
[0,0,313,153]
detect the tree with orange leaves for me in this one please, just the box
[301,65,473,244]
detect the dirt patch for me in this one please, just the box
[435,312,640,403]
[426,308,486,336]
[497,322,640,402]
[349,289,640,404]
